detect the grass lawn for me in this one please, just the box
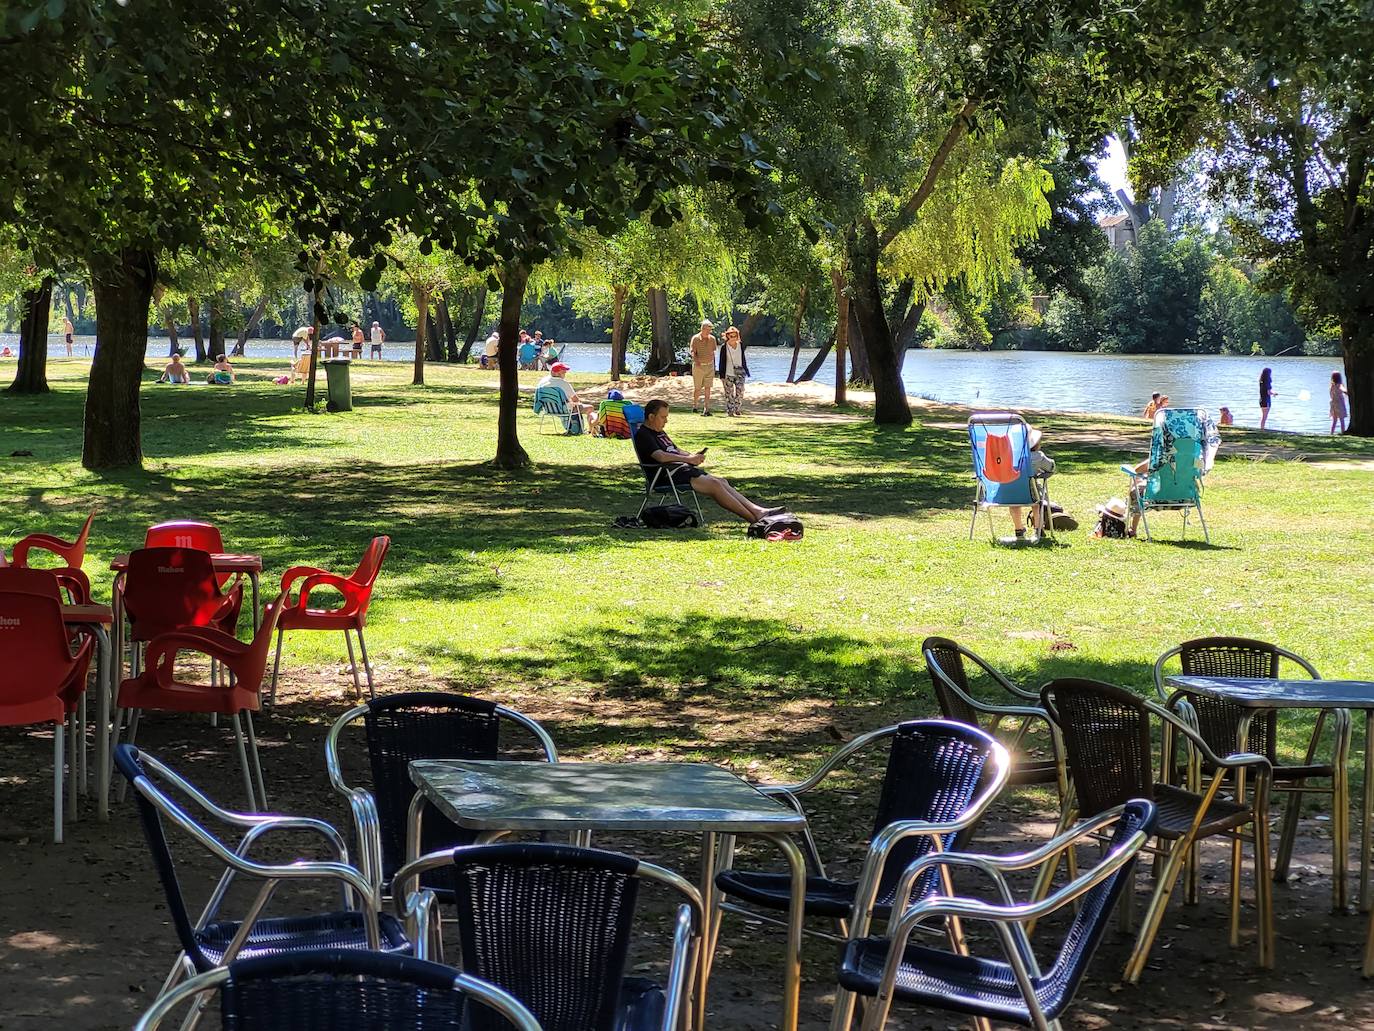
[3,356,1374,1029]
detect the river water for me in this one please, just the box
[2,334,1345,434]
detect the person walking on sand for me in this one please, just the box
[1330,371,1349,434]
[718,325,749,416]
[1259,367,1277,429]
[690,320,718,415]
[292,324,314,361]
[369,321,385,358]
[63,316,74,356]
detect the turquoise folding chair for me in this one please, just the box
[532,386,582,435]
[1123,407,1211,542]
[967,412,1051,542]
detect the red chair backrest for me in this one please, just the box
[350,537,391,613]
[0,591,76,723]
[144,522,228,587]
[69,511,96,567]
[123,548,227,641]
[0,566,92,605]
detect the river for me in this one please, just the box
[2,334,1345,435]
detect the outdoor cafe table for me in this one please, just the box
[404,758,810,1031]
[61,603,114,820]
[1166,675,1374,914]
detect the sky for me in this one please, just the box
[1093,136,1131,200]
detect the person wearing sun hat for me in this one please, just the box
[1008,423,1056,540]
[537,361,600,434]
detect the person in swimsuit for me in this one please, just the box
[1259,367,1276,429]
[63,316,74,356]
[632,400,786,523]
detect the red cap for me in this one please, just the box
[550,362,570,374]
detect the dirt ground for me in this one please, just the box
[2,667,1372,1030]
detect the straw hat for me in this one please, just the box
[1027,427,1043,450]
[1096,497,1128,520]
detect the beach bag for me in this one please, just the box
[983,433,1020,483]
[748,513,804,540]
[642,505,699,529]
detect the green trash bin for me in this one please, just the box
[322,358,353,412]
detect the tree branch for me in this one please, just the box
[876,98,977,253]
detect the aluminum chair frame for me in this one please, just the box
[1121,408,1212,543]
[636,462,707,524]
[967,412,1053,544]
[116,746,399,1012]
[711,721,1010,1031]
[835,803,1154,1031]
[133,952,544,1031]
[1041,681,1274,983]
[1153,640,1349,910]
[325,693,558,899]
[533,386,582,435]
[394,844,701,1031]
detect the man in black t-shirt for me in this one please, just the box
[633,399,785,523]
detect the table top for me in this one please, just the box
[1166,675,1374,709]
[409,759,809,833]
[61,603,113,626]
[110,552,262,572]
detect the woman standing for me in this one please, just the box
[718,325,749,417]
[1330,371,1349,434]
[1259,367,1276,429]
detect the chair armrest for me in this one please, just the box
[756,724,900,796]
[662,904,695,1031]
[298,572,365,613]
[403,888,441,961]
[144,628,250,686]
[11,533,74,566]
[280,564,330,593]
[200,817,357,926]
[1145,698,1272,774]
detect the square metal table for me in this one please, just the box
[1166,676,1374,911]
[405,759,810,1031]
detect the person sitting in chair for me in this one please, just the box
[537,362,600,435]
[633,399,786,524]
[1009,424,1055,540]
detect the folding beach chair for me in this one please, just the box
[1123,407,1215,543]
[636,461,706,525]
[596,398,632,439]
[533,386,582,435]
[967,412,1051,543]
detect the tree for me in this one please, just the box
[0,237,53,394]
[1016,154,1112,304]
[382,237,457,386]
[1198,4,1374,432]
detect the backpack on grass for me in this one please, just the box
[748,512,804,540]
[642,505,699,529]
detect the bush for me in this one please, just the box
[1040,292,1099,351]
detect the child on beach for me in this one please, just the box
[1219,406,1234,426]
[1330,371,1349,434]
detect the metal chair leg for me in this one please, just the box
[344,629,362,699]
[244,711,267,810]
[229,715,257,811]
[356,628,375,699]
[53,722,64,844]
[1228,835,1243,946]
[268,627,285,707]
[1123,832,1194,983]
[116,709,141,803]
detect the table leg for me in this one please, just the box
[762,833,806,1031]
[91,625,111,821]
[249,571,261,632]
[1362,710,1373,912]
[692,831,719,1031]
[405,791,426,867]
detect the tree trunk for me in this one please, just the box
[425,310,443,363]
[164,307,180,356]
[847,304,872,386]
[1343,317,1373,436]
[412,284,428,385]
[304,279,323,409]
[738,311,762,346]
[493,263,531,469]
[8,275,54,394]
[232,296,269,356]
[83,249,157,470]
[646,286,674,373]
[786,287,808,382]
[187,297,207,362]
[796,329,834,383]
[847,223,910,425]
[438,293,459,362]
[895,300,926,373]
[830,268,849,405]
[61,283,78,326]
[458,284,487,362]
[610,285,629,381]
[207,291,226,359]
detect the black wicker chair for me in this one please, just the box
[115,745,409,1008]
[133,949,542,1030]
[835,800,1156,1031]
[326,691,558,897]
[1040,679,1273,983]
[394,843,699,1031]
[1154,637,1349,906]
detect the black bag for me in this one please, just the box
[642,505,699,529]
[1094,511,1127,539]
[747,512,804,539]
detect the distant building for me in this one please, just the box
[1099,213,1136,251]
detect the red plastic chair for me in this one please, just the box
[116,591,287,811]
[144,521,229,587]
[270,536,390,705]
[0,589,94,842]
[11,511,96,570]
[120,547,243,646]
